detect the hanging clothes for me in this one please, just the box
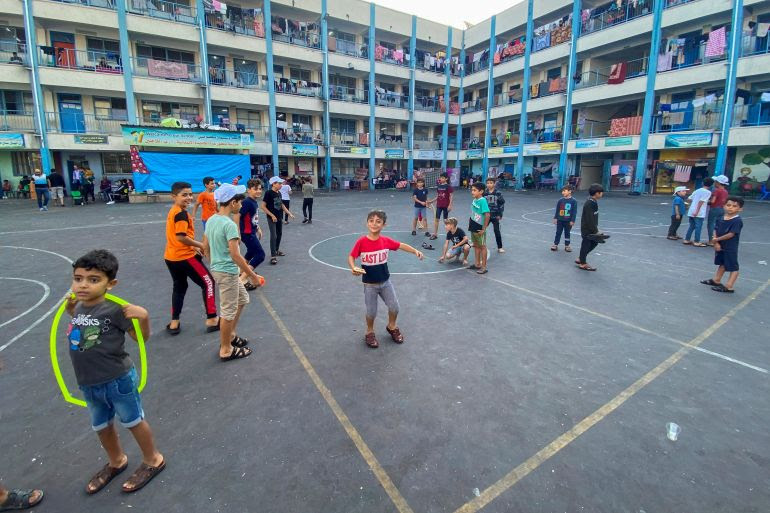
[530,83,540,98]
[673,164,692,182]
[705,27,726,57]
[657,51,672,71]
[756,23,770,38]
[607,62,627,84]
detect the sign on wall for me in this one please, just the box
[523,143,561,156]
[664,133,714,148]
[488,146,518,156]
[292,144,319,156]
[74,135,108,144]
[122,126,254,149]
[464,149,483,159]
[575,139,601,149]
[0,133,25,148]
[416,149,443,160]
[605,137,633,147]
[384,149,404,159]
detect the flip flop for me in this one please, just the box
[421,242,435,250]
[476,269,488,274]
[165,323,181,336]
[577,264,597,271]
[270,258,278,265]
[86,462,128,495]
[700,279,720,286]
[205,319,220,333]
[0,489,44,511]
[693,243,708,247]
[564,246,572,252]
[550,245,558,251]
[220,346,252,361]
[711,284,734,293]
[121,459,166,493]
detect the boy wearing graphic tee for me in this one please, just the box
[429,173,454,240]
[411,179,429,236]
[551,184,577,252]
[349,210,424,348]
[439,217,470,265]
[468,182,490,274]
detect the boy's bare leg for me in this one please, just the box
[127,421,164,467]
[219,318,235,357]
[712,265,725,284]
[230,304,244,340]
[480,245,487,270]
[365,316,375,334]
[96,424,128,469]
[474,246,481,267]
[463,246,471,263]
[205,316,219,328]
[725,271,739,290]
[411,217,417,232]
[433,218,439,237]
[387,310,398,330]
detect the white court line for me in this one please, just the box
[519,208,669,231]
[0,219,166,236]
[0,278,50,328]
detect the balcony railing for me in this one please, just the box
[581,3,650,37]
[132,57,201,82]
[236,125,270,141]
[277,129,323,145]
[330,132,367,146]
[414,96,440,112]
[0,112,36,131]
[652,109,722,133]
[375,46,408,68]
[330,38,364,58]
[1,41,28,66]
[329,87,369,103]
[740,33,770,58]
[570,121,611,140]
[271,26,321,50]
[209,69,266,90]
[575,57,647,89]
[50,0,116,9]
[375,133,406,147]
[45,112,126,134]
[374,91,408,109]
[274,79,321,98]
[205,12,264,37]
[664,0,698,8]
[129,0,196,24]
[493,90,523,107]
[414,139,440,150]
[733,103,770,127]
[38,47,124,74]
[462,99,486,114]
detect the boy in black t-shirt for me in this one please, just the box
[261,176,294,264]
[237,179,265,289]
[439,217,470,265]
[65,250,165,495]
[576,184,608,271]
[411,179,429,236]
[702,196,744,293]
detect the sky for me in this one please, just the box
[372,0,522,29]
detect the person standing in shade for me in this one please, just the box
[261,176,294,265]
[706,175,729,245]
[301,177,314,224]
[49,168,66,207]
[32,169,50,212]
[551,184,577,252]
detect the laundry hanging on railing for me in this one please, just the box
[607,62,628,84]
[705,27,726,57]
[673,164,692,182]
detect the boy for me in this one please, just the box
[576,183,608,271]
[701,196,744,293]
[683,177,713,247]
[482,178,506,253]
[667,186,689,240]
[429,173,454,240]
[261,176,294,265]
[280,178,291,224]
[203,184,259,361]
[192,177,217,230]
[707,175,729,244]
[237,179,266,290]
[301,177,314,224]
[551,184,577,251]
[164,182,219,335]
[469,182,491,274]
[439,217,470,265]
[349,210,424,348]
[65,250,165,494]
[411,179,429,236]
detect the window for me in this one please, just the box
[415,87,431,99]
[136,45,194,63]
[332,30,356,43]
[494,83,503,95]
[212,106,229,123]
[236,109,263,128]
[507,119,520,133]
[331,75,356,91]
[208,54,225,69]
[378,41,396,51]
[12,152,41,176]
[102,152,132,175]
[0,90,33,113]
[292,114,312,131]
[330,118,356,134]
[278,157,288,175]
[543,112,558,129]
[478,88,488,100]
[380,82,395,92]
[141,101,199,122]
[0,26,26,52]
[379,122,395,134]
[94,97,127,120]
[86,37,120,62]
[547,66,561,80]
[414,125,430,139]
[290,68,311,82]
[273,64,284,76]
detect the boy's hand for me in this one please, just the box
[270,214,278,223]
[714,242,721,252]
[676,215,681,220]
[415,250,424,260]
[288,212,295,219]
[122,304,148,321]
[64,293,77,316]
[552,219,557,224]
[351,266,366,276]
[257,226,263,240]
[438,256,445,263]
[569,221,574,227]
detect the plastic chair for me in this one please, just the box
[71,190,84,206]
[760,183,770,201]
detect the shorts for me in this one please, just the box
[470,230,486,247]
[414,206,426,219]
[435,206,449,220]
[714,250,739,272]
[363,280,400,319]
[212,271,249,320]
[447,244,469,258]
[79,367,144,432]
[51,186,64,200]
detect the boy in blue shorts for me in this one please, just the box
[65,250,165,495]
[701,196,744,293]
[411,179,429,236]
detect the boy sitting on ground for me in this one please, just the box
[439,217,470,265]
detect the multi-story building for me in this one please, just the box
[0,0,768,195]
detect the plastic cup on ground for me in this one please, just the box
[666,422,681,441]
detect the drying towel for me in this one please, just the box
[761,92,770,102]
[705,27,726,57]
[673,165,692,182]
[607,62,627,84]
[757,23,770,38]
[657,51,672,72]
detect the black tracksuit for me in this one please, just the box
[579,197,599,264]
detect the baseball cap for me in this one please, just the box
[213,183,246,203]
[268,176,284,185]
[673,186,689,194]
[713,174,729,185]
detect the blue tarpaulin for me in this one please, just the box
[132,152,250,192]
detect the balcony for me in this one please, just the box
[38,47,124,75]
[414,96,440,113]
[733,103,770,127]
[529,77,567,100]
[0,112,36,132]
[330,132,368,147]
[580,3,651,37]
[1,42,28,66]
[570,120,611,140]
[462,98,486,114]
[45,112,126,134]
[375,132,406,148]
[274,78,321,98]
[277,128,323,145]
[330,87,369,104]
[575,57,647,89]
[652,108,721,133]
[493,90,523,107]
[210,69,267,90]
[375,45,408,69]
[132,57,201,83]
[740,34,770,58]
[271,18,321,51]
[414,139,440,150]
[49,0,115,8]
[374,90,408,109]
[205,10,264,38]
[128,0,196,25]
[330,38,365,59]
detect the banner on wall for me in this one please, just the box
[295,159,313,176]
[74,135,108,144]
[575,139,601,149]
[333,146,368,155]
[292,144,318,156]
[122,126,254,149]
[664,133,714,148]
[384,149,404,159]
[487,146,518,156]
[524,143,561,156]
[447,168,460,187]
[147,59,188,80]
[132,153,250,192]
[416,149,442,160]
[464,149,483,159]
[605,136,633,147]
[0,133,24,148]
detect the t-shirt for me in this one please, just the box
[302,183,314,198]
[554,197,578,222]
[482,190,505,216]
[715,215,742,253]
[469,196,490,231]
[711,187,728,209]
[280,184,291,201]
[68,300,133,386]
[204,214,240,274]
[33,174,48,188]
[49,173,65,188]
[263,189,283,218]
[435,184,454,208]
[671,196,686,217]
[349,235,401,284]
[580,198,599,235]
[446,227,467,246]
[413,188,428,208]
[164,205,197,261]
[197,191,217,221]
[687,188,712,218]
[239,197,259,236]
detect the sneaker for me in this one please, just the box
[302,219,308,224]
[39,207,44,211]
[307,220,312,224]
[106,201,115,205]
[43,206,48,211]
[497,248,505,253]
[425,231,431,237]
[411,231,416,236]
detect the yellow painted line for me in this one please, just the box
[455,279,770,513]
[258,294,415,513]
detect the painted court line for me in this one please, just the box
[0,277,50,329]
[454,278,770,513]
[258,294,415,513]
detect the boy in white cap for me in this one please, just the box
[203,183,259,362]
[667,186,689,240]
[707,174,729,244]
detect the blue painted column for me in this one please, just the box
[454,31,466,171]
[714,0,744,176]
[196,0,212,122]
[440,27,453,171]
[633,0,664,193]
[116,0,137,124]
[481,16,496,182]
[367,2,376,190]
[321,0,332,190]
[407,15,417,181]
[263,0,279,172]
[557,0,581,188]
[21,0,51,173]
[515,0,534,190]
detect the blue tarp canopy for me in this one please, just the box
[132,152,250,192]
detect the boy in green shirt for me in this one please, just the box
[203,184,260,362]
[469,182,490,274]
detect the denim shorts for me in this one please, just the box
[79,367,144,432]
[414,206,426,219]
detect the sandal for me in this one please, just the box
[121,459,166,493]
[421,242,435,250]
[385,326,404,344]
[220,346,252,361]
[270,257,278,265]
[276,251,286,256]
[578,264,597,271]
[0,489,44,511]
[564,246,572,252]
[711,284,734,293]
[429,234,438,240]
[700,279,720,286]
[165,323,181,336]
[682,240,693,245]
[550,245,558,251]
[467,264,480,270]
[693,242,707,247]
[667,236,678,240]
[476,268,488,274]
[365,332,379,348]
[231,335,249,348]
[205,319,220,333]
[86,462,128,495]
[244,282,258,291]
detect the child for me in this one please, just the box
[164,182,219,335]
[701,196,744,293]
[667,186,689,240]
[348,210,424,348]
[261,176,294,265]
[237,179,265,290]
[411,179,429,236]
[683,177,713,247]
[192,176,217,230]
[65,250,165,494]
[429,173,454,240]
[280,178,291,224]
[576,183,608,271]
[439,217,470,265]
[551,184,577,251]
[301,177,314,224]
[482,178,505,253]
[203,184,259,361]
[707,175,729,244]
[468,182,491,274]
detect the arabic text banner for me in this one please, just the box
[122,126,254,149]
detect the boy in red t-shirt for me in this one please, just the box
[192,177,217,229]
[349,210,424,348]
[428,172,454,240]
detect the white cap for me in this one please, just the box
[268,176,284,185]
[213,183,246,203]
[674,186,689,194]
[713,175,729,185]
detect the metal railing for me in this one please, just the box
[329,87,369,103]
[652,109,722,133]
[575,57,647,89]
[374,91,408,109]
[209,69,266,90]
[129,0,196,24]
[237,125,270,140]
[414,96,440,112]
[462,99,486,114]
[0,112,36,131]
[664,0,697,8]
[274,79,321,98]
[330,38,364,58]
[330,132,367,146]
[1,41,28,66]
[581,3,650,36]
[467,60,489,76]
[570,121,611,139]
[38,47,124,74]
[139,114,200,125]
[271,28,321,50]
[132,57,201,82]
[375,134,406,147]
[413,139,440,150]
[463,137,484,149]
[529,79,567,100]
[277,129,323,145]
[740,33,770,58]
[205,12,263,37]
[50,0,116,9]
[732,103,770,127]
[376,49,409,68]
[493,91,523,107]
[45,112,126,134]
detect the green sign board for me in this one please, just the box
[74,135,108,144]
[0,133,25,149]
[292,144,319,156]
[605,137,633,147]
[121,125,254,149]
[384,149,404,159]
[664,133,713,148]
